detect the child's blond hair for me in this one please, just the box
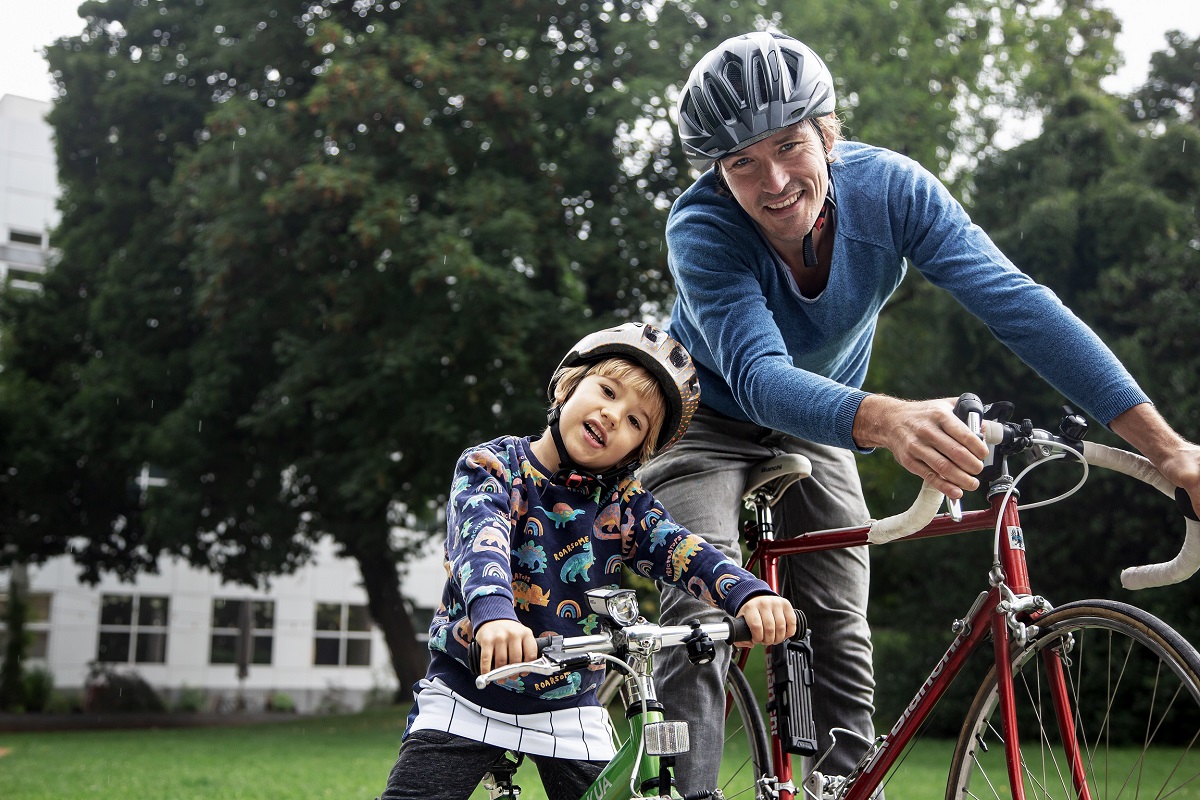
[551,357,666,464]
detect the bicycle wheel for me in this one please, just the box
[720,661,773,800]
[947,599,1200,800]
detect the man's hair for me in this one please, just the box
[714,115,843,197]
[551,357,667,464]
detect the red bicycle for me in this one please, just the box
[706,395,1200,800]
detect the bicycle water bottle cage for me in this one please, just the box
[684,622,716,665]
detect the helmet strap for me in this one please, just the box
[803,124,837,269]
[545,405,634,495]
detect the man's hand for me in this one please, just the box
[1111,403,1200,518]
[474,619,537,673]
[853,395,989,499]
[736,595,798,646]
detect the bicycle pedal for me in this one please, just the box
[643,720,690,755]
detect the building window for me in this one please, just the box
[97,594,169,664]
[0,591,51,659]
[209,599,274,665]
[8,229,43,247]
[313,602,372,667]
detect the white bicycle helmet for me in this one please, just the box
[548,322,701,457]
[677,31,836,172]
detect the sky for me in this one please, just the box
[1,1,1197,104]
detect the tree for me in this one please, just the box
[1127,29,1200,126]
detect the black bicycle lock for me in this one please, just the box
[768,613,819,756]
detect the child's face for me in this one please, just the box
[556,370,657,472]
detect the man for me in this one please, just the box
[638,30,1200,797]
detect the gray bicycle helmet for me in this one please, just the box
[677,31,836,172]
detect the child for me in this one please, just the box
[378,322,796,800]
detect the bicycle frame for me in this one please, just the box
[744,485,1079,800]
[579,700,676,800]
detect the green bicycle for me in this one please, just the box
[473,587,780,799]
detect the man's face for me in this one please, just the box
[555,371,654,472]
[718,121,828,260]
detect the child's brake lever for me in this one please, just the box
[475,656,559,689]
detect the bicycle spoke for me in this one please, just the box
[946,602,1200,800]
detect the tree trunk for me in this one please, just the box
[354,542,427,703]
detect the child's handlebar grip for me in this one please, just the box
[728,616,752,643]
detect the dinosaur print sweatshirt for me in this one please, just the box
[424,434,773,715]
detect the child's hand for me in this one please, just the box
[474,619,538,673]
[736,595,798,646]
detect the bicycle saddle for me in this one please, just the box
[742,454,812,508]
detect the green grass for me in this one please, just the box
[0,704,961,799]
[0,709,408,800]
[2,707,1194,799]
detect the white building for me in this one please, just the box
[0,94,57,289]
[1,536,446,713]
[0,95,446,713]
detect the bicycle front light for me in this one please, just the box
[586,588,640,626]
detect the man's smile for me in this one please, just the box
[764,190,802,211]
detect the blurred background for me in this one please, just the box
[0,1,1197,730]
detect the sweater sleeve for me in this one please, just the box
[624,484,773,614]
[446,446,520,629]
[893,157,1148,425]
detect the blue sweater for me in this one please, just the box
[425,435,772,715]
[665,140,1149,451]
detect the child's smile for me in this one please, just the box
[557,373,652,472]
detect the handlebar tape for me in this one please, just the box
[1177,487,1199,522]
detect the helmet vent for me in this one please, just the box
[698,79,728,128]
[723,62,746,107]
[750,57,770,110]
[668,345,689,369]
[781,49,801,83]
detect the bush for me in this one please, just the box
[21,667,54,712]
[83,663,165,713]
[45,690,83,714]
[266,692,296,713]
[173,685,207,713]
[360,684,396,710]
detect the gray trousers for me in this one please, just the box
[638,406,877,795]
[378,729,606,800]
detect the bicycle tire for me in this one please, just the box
[721,661,773,800]
[946,599,1200,800]
[596,662,772,799]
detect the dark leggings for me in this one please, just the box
[378,729,607,800]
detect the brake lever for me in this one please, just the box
[474,656,560,689]
[949,393,985,522]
